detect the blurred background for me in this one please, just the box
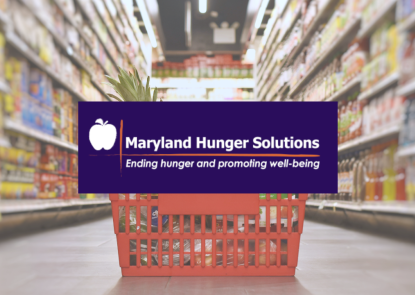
[0,0,414,294]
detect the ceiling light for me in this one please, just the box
[254,0,270,29]
[199,0,207,14]
[245,48,255,63]
[185,1,192,47]
[137,0,157,48]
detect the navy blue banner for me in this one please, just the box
[78,102,337,193]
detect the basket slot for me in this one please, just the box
[158,239,162,267]
[212,238,217,267]
[281,239,287,266]
[270,206,276,232]
[255,214,259,234]
[244,239,248,267]
[255,239,259,267]
[119,206,126,233]
[201,215,205,234]
[137,239,141,268]
[292,206,299,232]
[233,239,237,267]
[244,215,249,234]
[190,238,195,267]
[126,206,130,234]
[233,215,238,235]
[266,206,270,234]
[287,205,292,234]
[147,207,151,234]
[270,239,277,266]
[266,238,270,267]
[223,215,227,234]
[222,236,227,268]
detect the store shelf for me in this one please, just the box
[397,78,415,97]
[357,0,397,39]
[151,78,255,89]
[91,0,124,57]
[74,0,119,71]
[53,0,109,78]
[0,198,110,214]
[398,11,415,31]
[338,124,400,153]
[325,74,361,101]
[289,17,361,97]
[358,72,399,101]
[306,199,415,216]
[257,3,300,87]
[116,0,149,68]
[3,118,78,152]
[397,144,415,157]
[285,0,339,68]
[19,0,95,79]
[5,31,90,102]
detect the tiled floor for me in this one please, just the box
[1,217,414,295]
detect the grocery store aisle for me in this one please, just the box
[1,218,414,295]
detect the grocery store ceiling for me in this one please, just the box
[143,0,265,61]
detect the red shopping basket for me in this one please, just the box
[110,193,306,276]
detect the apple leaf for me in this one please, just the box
[95,119,104,125]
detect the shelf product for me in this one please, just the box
[396,0,415,23]
[311,140,410,201]
[152,55,253,79]
[399,95,415,147]
[361,23,400,91]
[0,131,78,199]
[338,85,405,145]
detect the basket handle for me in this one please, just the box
[158,194,259,215]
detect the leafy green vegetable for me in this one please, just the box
[105,67,159,102]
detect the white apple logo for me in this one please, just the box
[89,119,117,150]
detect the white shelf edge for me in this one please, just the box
[397,144,415,157]
[357,0,397,39]
[338,124,400,153]
[398,11,415,31]
[0,78,10,94]
[289,17,361,97]
[325,74,361,101]
[4,118,78,152]
[306,199,415,215]
[358,72,399,101]
[0,199,110,214]
[397,78,415,97]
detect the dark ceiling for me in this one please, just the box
[156,0,250,60]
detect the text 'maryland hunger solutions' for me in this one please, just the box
[125,136,320,152]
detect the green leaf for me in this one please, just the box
[152,87,158,102]
[107,93,124,102]
[145,76,150,101]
